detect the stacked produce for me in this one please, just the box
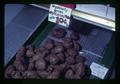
[5,28,90,79]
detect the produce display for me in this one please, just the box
[5,28,91,79]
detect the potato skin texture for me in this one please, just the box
[5,65,16,78]
[5,32,89,79]
[35,59,46,70]
[52,28,66,38]
[65,69,74,79]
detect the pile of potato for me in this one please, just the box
[5,28,90,79]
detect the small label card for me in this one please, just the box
[90,62,109,79]
[48,4,72,27]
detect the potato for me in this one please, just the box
[65,56,75,65]
[56,53,65,63]
[29,54,41,63]
[76,55,86,63]
[35,59,46,70]
[12,71,22,79]
[5,65,15,78]
[46,65,54,73]
[52,28,66,38]
[26,50,35,58]
[16,46,26,59]
[49,54,59,65]
[54,45,64,53]
[44,39,54,49]
[74,63,86,78]
[28,62,35,70]
[44,42,54,50]
[47,69,61,79]
[63,41,73,49]
[22,70,39,79]
[65,69,74,79]
[67,48,78,57]
[73,41,82,51]
[13,60,26,71]
[37,70,49,78]
[34,47,45,54]
[63,37,72,43]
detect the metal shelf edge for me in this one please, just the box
[29,4,115,32]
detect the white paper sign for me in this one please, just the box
[48,4,72,27]
[90,62,109,79]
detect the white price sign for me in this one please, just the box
[48,4,72,27]
[90,62,109,79]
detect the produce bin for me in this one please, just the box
[4,4,115,79]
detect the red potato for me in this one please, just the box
[47,68,61,79]
[22,70,39,79]
[46,64,55,73]
[5,65,15,78]
[15,46,26,60]
[76,55,86,63]
[44,42,54,50]
[63,42,73,49]
[13,59,26,71]
[73,41,82,51]
[29,54,41,63]
[55,63,67,72]
[65,56,75,65]
[67,48,78,57]
[25,45,35,58]
[63,41,73,49]
[34,47,45,54]
[41,50,50,58]
[52,28,66,38]
[44,39,54,50]
[56,53,65,63]
[54,45,64,53]
[28,62,35,70]
[10,70,16,78]
[64,52,70,58]
[65,69,74,79]
[49,54,59,65]
[26,50,35,58]
[12,71,22,79]
[74,63,86,78]
[14,62,26,71]
[55,42,63,46]
[35,59,46,70]
[44,54,50,62]
[63,37,72,43]
[37,70,49,78]
[63,37,73,49]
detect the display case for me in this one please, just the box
[4,4,115,79]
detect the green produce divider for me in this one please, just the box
[23,17,48,46]
[32,22,55,47]
[24,17,55,46]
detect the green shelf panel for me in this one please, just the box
[32,22,55,47]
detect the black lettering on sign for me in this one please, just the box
[56,17,67,24]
